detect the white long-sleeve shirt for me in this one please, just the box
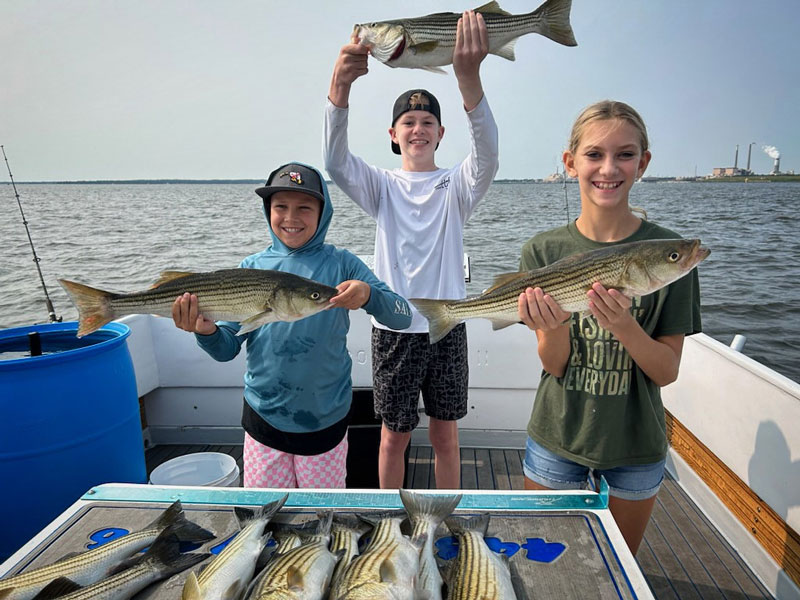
[323,95,499,333]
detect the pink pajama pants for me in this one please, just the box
[242,432,348,489]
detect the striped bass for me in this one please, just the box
[411,238,710,343]
[399,490,462,600]
[0,501,213,600]
[445,515,517,600]
[354,0,576,73]
[246,512,338,600]
[58,268,338,338]
[24,527,209,600]
[182,495,287,600]
[327,514,370,588]
[328,512,421,600]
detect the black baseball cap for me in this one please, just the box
[390,89,441,155]
[255,163,325,205]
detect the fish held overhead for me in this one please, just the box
[58,268,339,338]
[411,238,710,344]
[354,0,577,73]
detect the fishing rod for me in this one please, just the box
[561,163,570,223]
[2,145,61,323]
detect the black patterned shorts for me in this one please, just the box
[371,324,468,433]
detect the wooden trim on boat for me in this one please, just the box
[665,410,800,587]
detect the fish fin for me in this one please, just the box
[287,565,306,591]
[445,514,490,536]
[315,510,334,536]
[473,0,511,16]
[409,298,460,345]
[378,555,398,584]
[235,494,289,528]
[58,279,115,338]
[182,571,203,600]
[492,39,517,61]
[421,66,448,74]
[143,500,215,543]
[144,527,211,577]
[151,270,196,288]
[509,558,532,600]
[31,577,82,600]
[409,40,440,55]
[484,271,529,294]
[236,310,275,335]
[399,489,462,526]
[529,0,578,47]
[490,318,521,331]
[222,581,245,600]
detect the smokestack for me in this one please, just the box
[734,144,739,169]
[746,142,754,173]
[763,145,781,175]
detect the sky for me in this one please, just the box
[1,1,798,181]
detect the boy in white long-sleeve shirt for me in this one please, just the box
[324,11,499,489]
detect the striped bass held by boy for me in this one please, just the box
[59,268,338,338]
[411,238,710,344]
[354,0,577,73]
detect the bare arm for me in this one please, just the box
[328,34,370,108]
[587,283,685,386]
[453,11,489,112]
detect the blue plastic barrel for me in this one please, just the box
[0,321,146,561]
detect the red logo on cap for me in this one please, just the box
[280,171,304,185]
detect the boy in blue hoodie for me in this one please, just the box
[172,162,411,488]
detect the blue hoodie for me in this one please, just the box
[196,163,411,433]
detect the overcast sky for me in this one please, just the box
[1,1,798,181]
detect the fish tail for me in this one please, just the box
[532,0,577,47]
[409,298,460,345]
[445,514,490,537]
[144,500,215,543]
[143,528,210,578]
[399,489,462,526]
[58,278,116,337]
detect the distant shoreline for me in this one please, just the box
[3,175,799,184]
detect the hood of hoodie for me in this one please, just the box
[262,162,333,256]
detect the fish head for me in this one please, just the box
[273,278,338,321]
[622,238,710,296]
[353,21,406,64]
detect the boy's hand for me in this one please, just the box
[518,287,570,331]
[453,10,488,111]
[172,293,217,335]
[330,280,371,310]
[329,33,370,108]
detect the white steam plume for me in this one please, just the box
[762,145,780,159]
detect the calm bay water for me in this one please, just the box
[2,181,798,383]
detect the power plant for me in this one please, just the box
[712,143,785,177]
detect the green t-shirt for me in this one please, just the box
[519,220,702,469]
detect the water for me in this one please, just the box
[2,181,798,383]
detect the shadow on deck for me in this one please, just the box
[145,443,774,600]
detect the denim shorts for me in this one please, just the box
[523,437,665,501]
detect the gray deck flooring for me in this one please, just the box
[144,444,775,600]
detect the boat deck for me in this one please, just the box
[145,444,775,600]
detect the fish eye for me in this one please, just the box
[311,292,320,300]
[668,252,680,262]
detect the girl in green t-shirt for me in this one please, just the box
[516,100,702,555]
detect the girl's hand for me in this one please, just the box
[172,293,217,335]
[587,283,634,333]
[330,280,370,310]
[518,287,571,331]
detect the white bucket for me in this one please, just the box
[149,452,240,487]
